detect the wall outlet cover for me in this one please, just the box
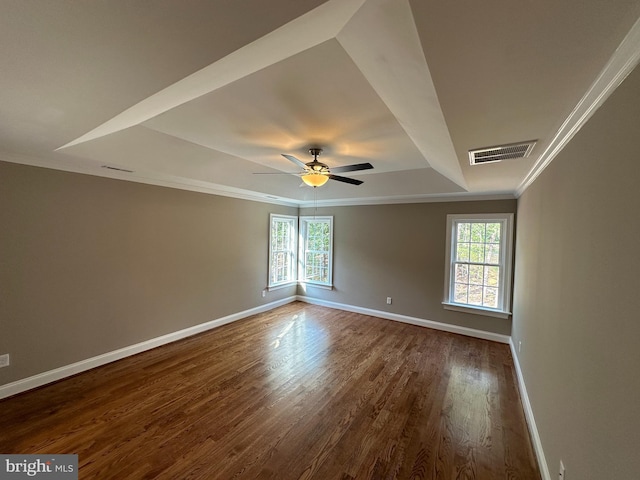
[0,354,10,368]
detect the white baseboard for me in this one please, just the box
[296,295,510,344]
[2,295,547,478]
[1,295,512,402]
[0,296,297,400]
[509,339,551,480]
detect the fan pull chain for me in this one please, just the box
[314,186,317,218]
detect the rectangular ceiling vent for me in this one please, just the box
[469,141,536,165]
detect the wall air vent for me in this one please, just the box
[469,141,536,165]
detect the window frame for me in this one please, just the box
[268,214,298,289]
[298,216,334,288]
[443,213,514,319]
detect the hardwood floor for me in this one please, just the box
[0,302,540,479]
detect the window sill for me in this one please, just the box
[298,282,333,291]
[268,282,297,291]
[442,302,511,319]
[269,282,334,292]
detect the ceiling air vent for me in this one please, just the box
[469,141,536,165]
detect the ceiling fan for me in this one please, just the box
[258,148,373,187]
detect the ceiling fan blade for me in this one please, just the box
[252,172,300,175]
[281,154,307,169]
[330,162,373,173]
[329,174,364,186]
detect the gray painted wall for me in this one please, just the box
[512,64,640,479]
[300,199,516,335]
[1,159,516,389]
[0,162,297,386]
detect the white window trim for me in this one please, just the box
[443,213,514,319]
[298,216,334,288]
[268,214,298,289]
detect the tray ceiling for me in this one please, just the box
[2,0,639,205]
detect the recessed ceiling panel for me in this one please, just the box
[143,38,430,176]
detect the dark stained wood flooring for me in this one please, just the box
[0,302,540,479]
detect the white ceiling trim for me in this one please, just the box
[299,191,515,208]
[56,0,470,196]
[2,149,507,208]
[0,151,300,207]
[516,15,640,197]
[57,0,367,151]
[337,0,467,189]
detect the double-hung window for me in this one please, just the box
[299,216,333,287]
[268,214,334,289]
[443,213,514,318]
[268,214,297,288]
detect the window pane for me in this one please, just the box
[486,223,501,243]
[485,243,500,264]
[484,266,500,287]
[483,287,498,308]
[470,243,485,263]
[471,223,485,243]
[306,252,328,275]
[457,223,470,242]
[456,243,470,262]
[454,283,468,303]
[469,265,483,285]
[468,285,483,305]
[455,263,469,283]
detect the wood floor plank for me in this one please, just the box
[0,302,540,479]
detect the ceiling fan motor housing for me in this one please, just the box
[306,148,329,172]
[279,148,372,186]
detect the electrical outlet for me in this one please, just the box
[386,297,392,305]
[0,354,10,368]
[518,340,522,353]
[261,290,266,298]
[559,460,565,480]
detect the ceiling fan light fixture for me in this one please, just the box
[278,147,373,187]
[302,172,329,187]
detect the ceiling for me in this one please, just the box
[2,0,640,207]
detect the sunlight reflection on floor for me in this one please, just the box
[271,316,297,349]
[443,363,497,446]
[266,310,330,384]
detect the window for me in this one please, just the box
[299,216,333,287]
[268,214,297,288]
[443,214,514,318]
[268,214,334,289]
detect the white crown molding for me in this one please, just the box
[298,192,516,208]
[0,297,298,400]
[2,151,516,208]
[516,15,640,197]
[0,151,299,208]
[509,339,551,480]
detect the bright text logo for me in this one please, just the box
[0,455,77,479]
